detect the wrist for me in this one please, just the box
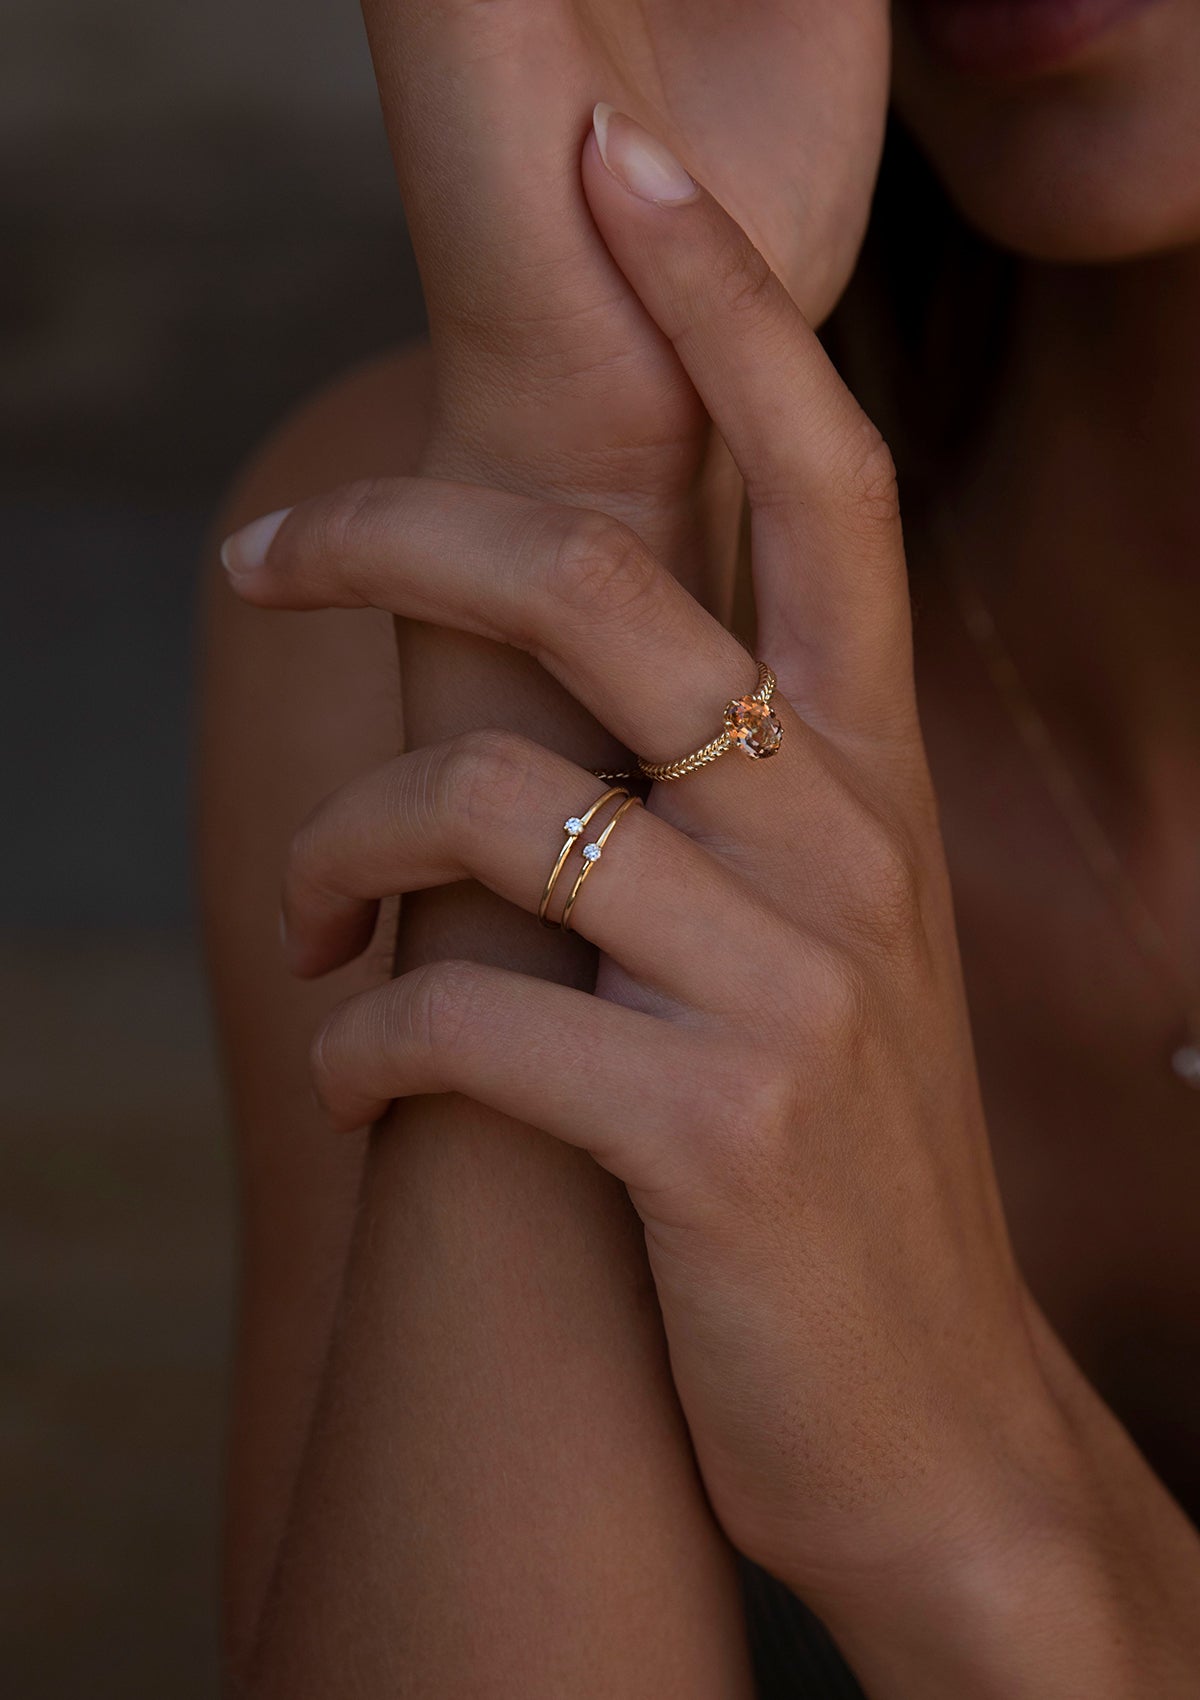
[419,406,745,606]
[783,1332,1200,1697]
[819,1484,1120,1695]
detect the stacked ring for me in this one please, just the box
[560,795,643,934]
[537,787,628,927]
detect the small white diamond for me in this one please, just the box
[564,817,584,836]
[582,843,602,862]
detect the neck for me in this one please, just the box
[939,245,1200,850]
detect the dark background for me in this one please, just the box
[3,5,424,1691]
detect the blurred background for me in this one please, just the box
[2,4,424,1691]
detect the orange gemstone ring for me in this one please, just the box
[636,661,783,783]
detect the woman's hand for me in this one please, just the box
[366,0,889,548]
[224,114,1200,1692]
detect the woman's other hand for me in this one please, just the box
[364,0,890,557]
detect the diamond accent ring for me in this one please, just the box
[560,795,643,934]
[538,787,629,927]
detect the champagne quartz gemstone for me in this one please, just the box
[725,695,783,758]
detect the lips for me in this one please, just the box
[900,0,1160,76]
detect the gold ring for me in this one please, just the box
[561,795,643,934]
[637,661,783,782]
[538,787,629,927]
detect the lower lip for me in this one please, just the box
[902,0,1159,76]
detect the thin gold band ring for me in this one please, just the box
[537,786,629,927]
[560,795,644,934]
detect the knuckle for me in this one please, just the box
[691,957,877,1191]
[682,1051,802,1220]
[711,235,777,323]
[546,509,659,625]
[863,822,923,927]
[843,809,926,955]
[797,945,875,1058]
[312,477,386,565]
[714,1059,797,1155]
[831,421,901,537]
[409,958,479,1057]
[440,728,535,835]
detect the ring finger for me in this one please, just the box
[282,729,783,1012]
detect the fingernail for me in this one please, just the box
[220,507,290,578]
[279,907,308,977]
[592,103,697,207]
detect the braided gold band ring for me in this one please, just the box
[637,661,783,782]
[538,787,629,927]
[560,795,644,934]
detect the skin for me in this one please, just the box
[209,5,893,1692]
[200,0,1196,1693]
[892,0,1200,260]
[893,0,1200,1515]
[216,114,1200,1692]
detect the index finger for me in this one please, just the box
[583,106,914,742]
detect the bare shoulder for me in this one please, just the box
[201,338,433,1011]
[219,341,434,521]
[198,340,432,1657]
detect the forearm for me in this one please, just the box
[244,15,745,1680]
[245,456,753,1692]
[249,904,758,1699]
[793,1302,1200,1698]
[249,1101,754,1696]
[206,351,754,1694]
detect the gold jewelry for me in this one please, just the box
[561,795,643,934]
[538,787,628,927]
[940,531,1200,1089]
[637,661,783,782]
[592,769,637,783]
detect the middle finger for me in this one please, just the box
[221,476,807,793]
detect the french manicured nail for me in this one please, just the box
[279,908,304,976]
[220,507,290,578]
[592,103,697,207]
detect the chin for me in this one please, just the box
[891,0,1200,263]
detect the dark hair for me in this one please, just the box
[823,116,1018,522]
